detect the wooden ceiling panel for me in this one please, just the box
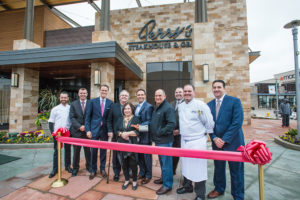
[0,0,96,11]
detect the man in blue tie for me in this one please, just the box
[207,80,245,200]
[134,89,153,184]
[85,85,113,180]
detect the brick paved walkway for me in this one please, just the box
[0,119,299,200]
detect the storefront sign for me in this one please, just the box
[279,72,300,82]
[127,19,192,51]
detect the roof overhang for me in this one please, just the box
[0,41,143,81]
[0,0,92,11]
[249,51,261,64]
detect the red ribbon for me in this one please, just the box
[237,140,272,165]
[51,127,70,149]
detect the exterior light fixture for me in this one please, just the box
[94,70,101,85]
[11,73,19,87]
[203,64,209,82]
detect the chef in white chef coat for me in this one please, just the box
[176,84,214,200]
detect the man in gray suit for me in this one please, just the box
[69,88,91,176]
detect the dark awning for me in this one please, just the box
[0,41,143,80]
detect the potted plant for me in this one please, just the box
[35,89,61,136]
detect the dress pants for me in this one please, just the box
[213,159,244,200]
[172,135,181,174]
[112,150,121,176]
[156,142,173,189]
[138,142,152,179]
[182,176,206,199]
[73,135,91,171]
[282,114,290,127]
[90,131,108,173]
[52,136,71,172]
[122,156,138,181]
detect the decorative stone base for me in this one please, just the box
[274,136,300,151]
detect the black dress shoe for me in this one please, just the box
[156,186,172,195]
[141,178,151,184]
[89,172,96,180]
[113,174,119,182]
[122,182,130,190]
[48,171,57,178]
[65,166,73,173]
[132,183,138,190]
[154,178,163,184]
[176,187,193,194]
[100,170,107,178]
[72,169,78,177]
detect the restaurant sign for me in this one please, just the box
[127,19,192,51]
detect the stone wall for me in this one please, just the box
[99,0,251,123]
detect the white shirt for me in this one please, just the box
[178,99,215,141]
[48,104,71,132]
[135,100,145,116]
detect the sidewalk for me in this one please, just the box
[0,119,299,200]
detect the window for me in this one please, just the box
[146,61,192,105]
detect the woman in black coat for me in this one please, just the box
[115,102,140,190]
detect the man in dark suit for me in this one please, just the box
[134,89,153,184]
[85,85,113,180]
[107,90,129,182]
[69,88,91,176]
[207,80,245,200]
[170,87,184,175]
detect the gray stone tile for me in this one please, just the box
[270,156,300,174]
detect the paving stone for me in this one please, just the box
[49,176,101,199]
[0,185,17,198]
[27,175,54,191]
[0,177,31,189]
[94,179,157,199]
[76,190,104,200]
[0,187,67,200]
[101,194,134,200]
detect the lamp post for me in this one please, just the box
[284,20,300,138]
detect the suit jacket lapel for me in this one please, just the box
[76,100,84,116]
[138,102,146,115]
[103,99,110,116]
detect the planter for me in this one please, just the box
[39,119,51,137]
[274,136,300,151]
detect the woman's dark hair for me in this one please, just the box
[122,102,135,115]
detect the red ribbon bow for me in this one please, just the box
[237,140,272,165]
[52,127,70,149]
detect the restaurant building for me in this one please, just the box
[0,0,257,132]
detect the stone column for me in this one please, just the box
[192,22,216,102]
[91,13,116,100]
[90,62,115,100]
[9,39,40,133]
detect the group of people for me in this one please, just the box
[48,79,245,200]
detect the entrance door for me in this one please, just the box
[114,80,125,103]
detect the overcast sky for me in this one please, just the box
[57,0,300,83]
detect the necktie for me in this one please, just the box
[101,99,104,116]
[81,101,85,113]
[216,99,221,118]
